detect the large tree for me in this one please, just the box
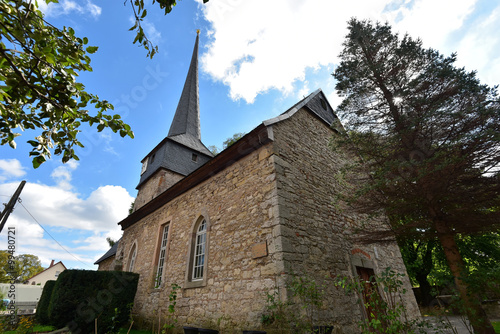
[0,251,43,283]
[333,19,500,333]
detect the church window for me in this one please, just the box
[192,219,206,280]
[128,243,137,271]
[155,223,170,287]
[192,153,198,162]
[185,215,210,288]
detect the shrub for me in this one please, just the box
[36,280,56,325]
[47,270,139,334]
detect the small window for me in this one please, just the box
[192,153,198,162]
[31,281,35,285]
[155,224,170,287]
[320,98,327,111]
[55,271,60,277]
[150,153,156,163]
[141,159,148,175]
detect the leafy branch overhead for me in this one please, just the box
[0,0,134,168]
[128,0,209,58]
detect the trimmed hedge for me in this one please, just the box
[47,270,139,334]
[36,280,57,325]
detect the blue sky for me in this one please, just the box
[0,0,499,270]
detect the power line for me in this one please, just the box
[17,199,95,270]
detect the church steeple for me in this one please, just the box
[168,31,201,139]
[134,32,213,211]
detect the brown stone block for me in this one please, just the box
[251,242,268,259]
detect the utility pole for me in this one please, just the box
[0,180,26,233]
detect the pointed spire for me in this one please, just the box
[168,31,201,139]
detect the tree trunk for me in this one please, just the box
[415,271,433,307]
[435,220,495,334]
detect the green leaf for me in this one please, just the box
[32,156,46,169]
[86,46,98,54]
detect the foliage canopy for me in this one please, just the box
[0,251,43,283]
[0,0,135,168]
[333,18,500,333]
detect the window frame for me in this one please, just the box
[140,158,148,175]
[185,214,211,288]
[127,242,137,272]
[153,222,171,288]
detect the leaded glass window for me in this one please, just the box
[192,219,206,281]
[155,224,169,287]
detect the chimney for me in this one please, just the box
[50,260,54,267]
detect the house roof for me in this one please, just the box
[27,261,66,281]
[94,239,120,265]
[119,89,340,230]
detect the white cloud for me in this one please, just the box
[198,0,500,104]
[38,0,102,19]
[0,159,26,181]
[50,160,79,190]
[0,161,133,269]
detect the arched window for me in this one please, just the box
[185,215,210,288]
[128,243,137,272]
[155,223,170,287]
[192,219,207,280]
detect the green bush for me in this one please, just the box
[47,270,139,334]
[36,280,57,325]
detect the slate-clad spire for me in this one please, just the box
[168,31,201,139]
[135,31,213,198]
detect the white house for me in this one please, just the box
[26,260,66,287]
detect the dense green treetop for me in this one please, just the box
[333,19,499,333]
[0,251,44,283]
[334,19,500,238]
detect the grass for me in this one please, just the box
[492,321,500,334]
[2,324,56,334]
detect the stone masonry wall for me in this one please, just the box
[118,145,282,330]
[269,108,420,332]
[134,169,185,211]
[97,256,115,271]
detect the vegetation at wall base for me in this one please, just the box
[46,269,139,334]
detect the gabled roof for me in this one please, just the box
[120,89,341,230]
[94,239,120,265]
[264,88,343,132]
[27,261,66,281]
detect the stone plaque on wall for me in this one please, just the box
[251,242,268,259]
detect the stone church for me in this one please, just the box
[96,33,419,332]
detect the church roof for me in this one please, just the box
[120,89,341,230]
[94,239,120,265]
[167,32,205,142]
[264,89,342,132]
